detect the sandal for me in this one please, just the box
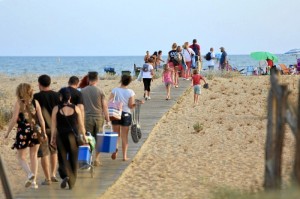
[111,148,118,160]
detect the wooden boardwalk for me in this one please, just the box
[15,79,190,199]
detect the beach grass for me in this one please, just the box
[0,107,12,129]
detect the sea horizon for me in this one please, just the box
[0,55,297,76]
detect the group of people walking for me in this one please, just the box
[5,38,220,192]
[141,39,211,104]
[6,72,139,190]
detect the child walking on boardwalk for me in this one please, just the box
[162,64,173,100]
[191,69,206,105]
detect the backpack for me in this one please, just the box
[142,63,149,72]
[205,52,211,61]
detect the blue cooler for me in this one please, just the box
[97,125,118,153]
[96,129,118,153]
[96,132,118,153]
[78,145,91,164]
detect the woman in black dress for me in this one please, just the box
[50,87,86,189]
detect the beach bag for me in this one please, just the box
[75,133,85,146]
[108,92,123,121]
[203,83,209,89]
[131,100,142,143]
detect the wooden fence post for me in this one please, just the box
[0,156,13,199]
[293,80,300,184]
[264,74,289,190]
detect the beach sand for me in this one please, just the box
[100,74,298,199]
[0,73,299,198]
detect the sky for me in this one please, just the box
[0,0,299,56]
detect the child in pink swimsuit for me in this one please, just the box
[162,64,173,100]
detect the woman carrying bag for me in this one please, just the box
[182,42,195,80]
[50,87,86,190]
[109,75,143,161]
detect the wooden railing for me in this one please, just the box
[264,73,300,190]
[0,156,13,198]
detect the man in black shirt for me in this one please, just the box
[68,76,84,120]
[34,74,60,185]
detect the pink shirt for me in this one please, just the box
[163,71,172,83]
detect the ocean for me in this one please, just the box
[0,55,297,76]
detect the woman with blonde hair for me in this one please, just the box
[167,43,178,86]
[6,83,46,189]
[182,42,195,80]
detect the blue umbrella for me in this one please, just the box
[285,48,300,55]
[285,49,300,59]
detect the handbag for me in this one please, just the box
[60,105,85,146]
[108,92,123,121]
[131,100,142,143]
[203,83,209,89]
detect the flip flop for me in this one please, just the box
[111,148,118,160]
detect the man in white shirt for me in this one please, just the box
[258,60,268,75]
[207,48,216,70]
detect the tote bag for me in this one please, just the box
[108,92,123,121]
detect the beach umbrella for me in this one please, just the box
[285,48,300,59]
[250,51,278,63]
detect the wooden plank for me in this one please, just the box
[0,156,13,199]
[294,80,300,184]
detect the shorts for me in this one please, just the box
[111,112,132,126]
[165,82,172,87]
[208,65,214,70]
[38,128,57,158]
[194,85,201,95]
[85,115,105,138]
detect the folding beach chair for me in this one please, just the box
[278,64,290,75]
[246,66,254,76]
